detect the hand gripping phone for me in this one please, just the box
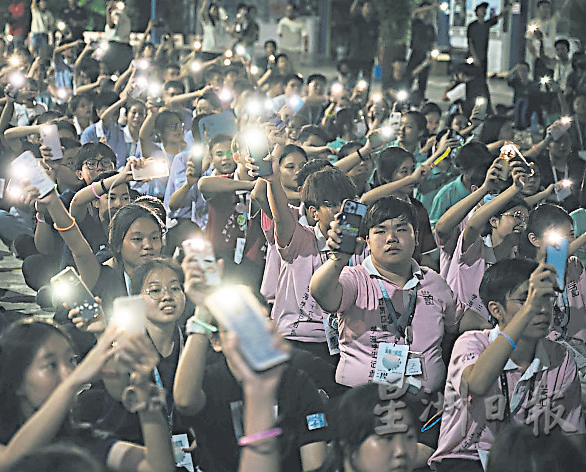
[205,285,289,371]
[40,124,63,160]
[182,238,222,286]
[545,233,569,291]
[244,128,273,177]
[50,267,101,320]
[337,199,368,254]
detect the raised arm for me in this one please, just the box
[139,107,157,159]
[309,219,348,313]
[168,160,199,211]
[361,164,430,206]
[462,169,523,251]
[434,158,500,242]
[462,264,556,395]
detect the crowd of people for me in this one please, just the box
[0,0,586,471]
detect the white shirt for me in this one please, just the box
[31,6,54,33]
[277,17,307,52]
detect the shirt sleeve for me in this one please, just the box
[449,331,489,394]
[338,267,361,313]
[277,222,316,263]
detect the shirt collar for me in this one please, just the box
[362,255,422,290]
[488,325,550,373]
[314,224,328,252]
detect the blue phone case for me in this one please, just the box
[546,238,568,291]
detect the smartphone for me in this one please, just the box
[244,128,273,177]
[111,295,147,334]
[337,199,368,254]
[40,124,63,160]
[205,285,289,371]
[132,158,169,181]
[269,113,286,132]
[549,118,572,141]
[11,151,55,198]
[368,128,392,149]
[475,97,488,121]
[50,267,101,320]
[509,148,533,175]
[182,238,221,286]
[189,144,205,176]
[546,235,568,291]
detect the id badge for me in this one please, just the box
[172,433,194,472]
[323,313,340,355]
[555,185,572,202]
[234,237,245,264]
[406,352,425,377]
[373,343,409,386]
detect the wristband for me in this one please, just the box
[121,383,166,413]
[35,212,46,223]
[53,216,76,232]
[186,315,218,335]
[238,428,282,446]
[357,149,365,161]
[328,251,341,261]
[100,179,108,194]
[91,182,103,199]
[531,145,538,153]
[498,331,517,351]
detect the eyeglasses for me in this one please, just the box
[144,283,184,300]
[83,158,115,171]
[502,211,528,225]
[167,122,184,130]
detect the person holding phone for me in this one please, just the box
[430,260,585,471]
[310,196,462,396]
[173,252,329,472]
[0,318,175,472]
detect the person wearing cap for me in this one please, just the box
[467,2,509,80]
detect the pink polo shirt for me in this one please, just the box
[260,212,280,305]
[336,256,463,391]
[436,213,471,280]
[429,327,585,469]
[445,232,495,323]
[273,222,332,342]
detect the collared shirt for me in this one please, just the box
[430,327,584,468]
[277,17,308,52]
[336,256,462,390]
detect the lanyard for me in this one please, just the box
[553,291,570,336]
[551,163,569,184]
[150,327,184,433]
[576,118,585,151]
[235,193,249,236]
[377,280,417,341]
[499,372,537,423]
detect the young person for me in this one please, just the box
[255,134,357,361]
[430,259,585,471]
[311,196,462,393]
[0,319,175,472]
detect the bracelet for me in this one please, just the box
[35,212,46,223]
[53,216,76,232]
[357,148,365,161]
[531,145,538,153]
[238,428,282,446]
[91,182,103,199]
[328,251,340,261]
[100,179,108,194]
[499,331,517,351]
[325,111,334,118]
[186,315,218,335]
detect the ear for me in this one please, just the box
[232,151,240,163]
[487,300,506,325]
[414,229,419,247]
[488,215,499,230]
[75,170,84,181]
[91,199,99,210]
[527,232,540,248]
[308,205,319,222]
[470,184,479,192]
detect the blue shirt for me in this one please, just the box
[428,175,470,228]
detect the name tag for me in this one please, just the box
[172,433,194,472]
[234,237,245,264]
[306,413,328,431]
[373,343,409,386]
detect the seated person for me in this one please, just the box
[430,259,585,471]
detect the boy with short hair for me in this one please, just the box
[261,145,357,361]
[310,196,463,390]
[430,259,585,471]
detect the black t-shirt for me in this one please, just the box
[348,16,379,61]
[191,357,330,472]
[467,17,498,62]
[410,18,436,52]
[95,328,186,443]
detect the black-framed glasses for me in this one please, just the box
[144,284,184,300]
[502,211,528,225]
[83,158,115,171]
